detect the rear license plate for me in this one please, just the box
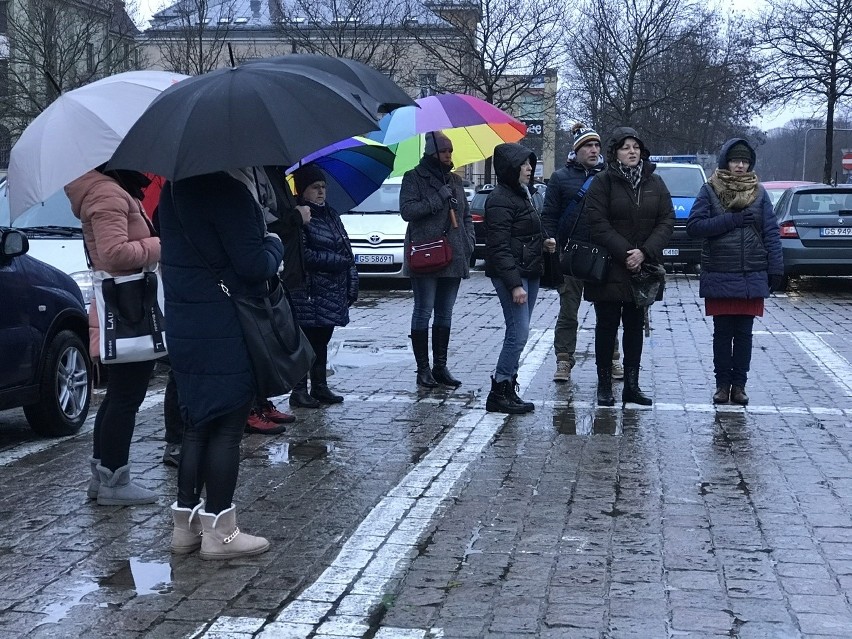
[820,227,852,236]
[662,248,680,256]
[355,254,394,264]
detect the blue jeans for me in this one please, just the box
[491,277,540,382]
[410,277,461,331]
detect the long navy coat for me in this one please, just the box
[158,173,284,426]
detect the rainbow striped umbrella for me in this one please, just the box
[365,93,527,176]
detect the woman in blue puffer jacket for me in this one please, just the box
[686,139,783,406]
[288,163,358,409]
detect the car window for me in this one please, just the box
[766,189,786,207]
[349,182,402,213]
[655,166,705,197]
[470,193,489,212]
[792,191,852,215]
[0,180,81,228]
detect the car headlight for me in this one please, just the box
[70,270,94,305]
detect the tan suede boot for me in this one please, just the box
[197,505,270,560]
[170,501,204,554]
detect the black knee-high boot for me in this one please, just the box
[431,326,461,388]
[410,330,438,388]
[597,366,615,407]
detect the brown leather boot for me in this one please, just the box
[712,385,730,404]
[730,386,749,405]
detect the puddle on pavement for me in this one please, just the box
[37,580,99,624]
[265,439,334,465]
[553,409,621,436]
[99,558,173,595]
[328,339,411,368]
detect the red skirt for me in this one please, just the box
[705,298,764,317]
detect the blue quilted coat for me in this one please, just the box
[290,201,358,327]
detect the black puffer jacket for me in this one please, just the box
[583,160,674,303]
[484,143,546,289]
[541,157,603,244]
[290,201,358,327]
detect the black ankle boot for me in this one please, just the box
[410,330,438,388]
[730,385,749,405]
[622,366,652,406]
[311,384,344,404]
[486,377,533,414]
[597,366,615,407]
[431,326,462,387]
[289,379,320,408]
[509,374,534,411]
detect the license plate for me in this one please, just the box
[355,254,394,264]
[662,248,680,256]
[820,227,852,236]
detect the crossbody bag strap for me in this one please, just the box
[564,175,596,238]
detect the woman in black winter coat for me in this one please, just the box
[288,163,358,409]
[484,143,556,414]
[584,127,674,407]
[686,139,783,406]
[399,131,475,389]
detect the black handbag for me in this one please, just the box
[630,262,667,307]
[224,278,315,397]
[559,205,611,282]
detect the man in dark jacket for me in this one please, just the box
[541,123,618,382]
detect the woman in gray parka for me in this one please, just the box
[399,130,474,389]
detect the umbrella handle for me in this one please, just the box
[449,208,458,229]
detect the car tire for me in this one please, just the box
[24,330,91,437]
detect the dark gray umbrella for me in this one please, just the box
[107,64,381,181]
[247,55,415,114]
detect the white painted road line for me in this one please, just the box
[786,331,852,397]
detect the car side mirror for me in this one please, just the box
[0,228,29,259]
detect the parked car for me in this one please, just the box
[774,184,852,288]
[763,181,815,206]
[340,177,407,278]
[0,179,92,303]
[0,227,91,436]
[469,183,546,267]
[653,161,707,269]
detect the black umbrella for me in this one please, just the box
[247,55,415,115]
[107,63,382,181]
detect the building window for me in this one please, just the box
[418,72,436,98]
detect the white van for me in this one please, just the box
[0,178,92,302]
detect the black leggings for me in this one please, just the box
[177,400,251,514]
[594,301,645,368]
[302,326,334,385]
[93,359,155,471]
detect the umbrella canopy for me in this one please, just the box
[284,137,395,212]
[8,70,188,219]
[247,55,415,115]
[364,93,527,176]
[107,64,382,182]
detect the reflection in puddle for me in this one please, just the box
[328,339,411,369]
[38,580,99,624]
[266,440,334,465]
[553,408,621,435]
[99,558,173,595]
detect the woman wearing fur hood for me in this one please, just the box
[686,138,783,406]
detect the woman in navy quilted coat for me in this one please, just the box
[686,139,783,406]
[288,163,358,408]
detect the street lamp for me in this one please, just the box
[802,127,852,181]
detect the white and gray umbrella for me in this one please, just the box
[8,70,188,219]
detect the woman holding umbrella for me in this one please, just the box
[399,130,475,389]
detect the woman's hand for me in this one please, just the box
[512,286,528,305]
[626,248,645,273]
[543,238,557,253]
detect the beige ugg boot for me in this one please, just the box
[197,505,270,560]
[170,501,204,554]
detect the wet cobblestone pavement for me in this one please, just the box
[2,270,852,637]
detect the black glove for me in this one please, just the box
[437,184,454,200]
[733,210,755,227]
[769,274,785,293]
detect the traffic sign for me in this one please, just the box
[843,151,852,172]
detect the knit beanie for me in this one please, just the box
[292,163,326,195]
[424,131,452,156]
[726,142,752,163]
[572,122,600,152]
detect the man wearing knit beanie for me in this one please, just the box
[541,122,621,382]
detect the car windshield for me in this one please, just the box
[791,191,852,215]
[0,180,81,229]
[348,182,402,213]
[655,166,705,197]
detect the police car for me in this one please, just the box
[651,156,707,269]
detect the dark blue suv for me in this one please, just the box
[0,227,91,436]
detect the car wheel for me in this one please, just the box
[24,330,91,437]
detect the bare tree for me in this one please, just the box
[272,0,411,77]
[1,0,141,137]
[755,0,852,183]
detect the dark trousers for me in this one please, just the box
[593,302,644,368]
[93,359,156,471]
[301,326,335,387]
[177,400,251,514]
[712,315,754,387]
[163,370,184,445]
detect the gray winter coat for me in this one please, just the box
[399,156,474,278]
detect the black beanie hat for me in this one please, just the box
[292,163,326,195]
[726,142,752,163]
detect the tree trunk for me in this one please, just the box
[824,98,836,184]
